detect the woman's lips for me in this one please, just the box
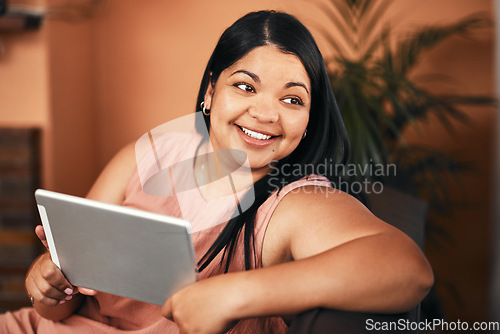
[236,125,279,147]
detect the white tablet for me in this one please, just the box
[34,189,198,306]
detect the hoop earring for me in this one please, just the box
[201,101,210,116]
[302,129,307,139]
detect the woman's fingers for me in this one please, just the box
[26,252,99,309]
[26,253,74,306]
[35,225,49,250]
[38,255,73,292]
[29,276,73,305]
[26,275,62,306]
[75,287,98,296]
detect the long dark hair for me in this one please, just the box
[195,10,350,273]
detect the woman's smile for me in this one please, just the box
[235,124,279,146]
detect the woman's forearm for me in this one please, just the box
[230,231,433,320]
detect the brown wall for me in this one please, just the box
[0,0,496,323]
[492,0,500,321]
[47,17,97,196]
[0,26,50,183]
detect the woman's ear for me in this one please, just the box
[204,73,215,109]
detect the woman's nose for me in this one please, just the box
[247,98,279,123]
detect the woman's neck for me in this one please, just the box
[194,140,257,200]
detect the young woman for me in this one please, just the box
[2,10,433,334]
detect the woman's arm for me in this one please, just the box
[260,186,434,312]
[85,142,138,203]
[162,187,433,333]
[26,142,137,321]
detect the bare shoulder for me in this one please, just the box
[263,186,401,265]
[86,142,137,204]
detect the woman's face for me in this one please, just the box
[204,45,311,179]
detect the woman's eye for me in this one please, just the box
[235,83,255,93]
[283,97,303,106]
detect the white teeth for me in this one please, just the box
[240,126,272,140]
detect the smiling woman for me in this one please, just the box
[1,10,433,334]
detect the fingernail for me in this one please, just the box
[59,300,66,304]
[65,294,73,301]
[64,288,73,295]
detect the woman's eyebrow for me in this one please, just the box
[230,70,260,83]
[285,82,310,96]
[230,70,309,96]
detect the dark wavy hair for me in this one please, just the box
[195,10,350,273]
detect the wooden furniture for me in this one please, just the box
[0,128,41,312]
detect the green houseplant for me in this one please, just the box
[319,0,493,197]
[315,0,495,319]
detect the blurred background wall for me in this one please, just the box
[0,0,497,323]
[492,0,500,323]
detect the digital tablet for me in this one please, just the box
[34,189,198,306]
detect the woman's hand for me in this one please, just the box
[26,225,97,320]
[33,225,97,297]
[25,252,76,306]
[25,253,88,321]
[161,275,240,334]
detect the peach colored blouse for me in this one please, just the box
[0,133,332,334]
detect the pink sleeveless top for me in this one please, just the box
[1,133,332,334]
